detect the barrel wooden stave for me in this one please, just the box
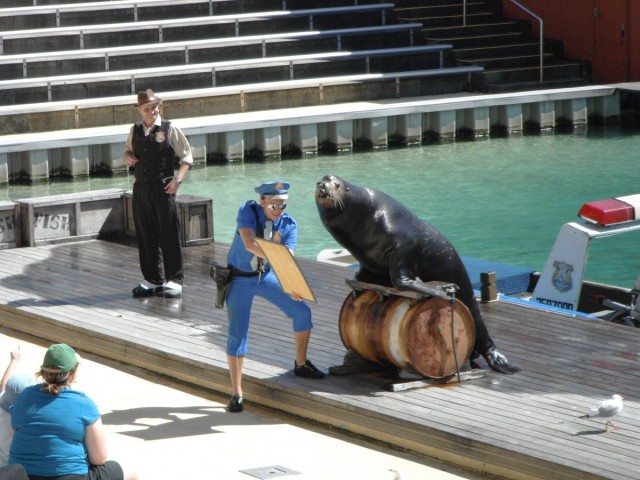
[339,290,475,378]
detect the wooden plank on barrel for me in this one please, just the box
[345,279,455,300]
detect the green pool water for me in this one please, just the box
[4,125,640,288]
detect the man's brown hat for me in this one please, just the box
[135,89,161,107]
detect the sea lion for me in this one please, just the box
[315,174,519,374]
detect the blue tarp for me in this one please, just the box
[460,256,535,296]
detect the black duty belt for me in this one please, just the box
[231,268,260,277]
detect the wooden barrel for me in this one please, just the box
[339,290,475,378]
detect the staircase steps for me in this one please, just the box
[394,0,591,92]
[422,20,530,39]
[426,31,527,49]
[482,61,590,84]
[457,53,555,69]
[454,42,542,59]
[483,76,591,93]
[399,12,497,27]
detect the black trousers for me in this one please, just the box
[132,182,183,285]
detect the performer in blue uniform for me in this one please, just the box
[225,180,324,413]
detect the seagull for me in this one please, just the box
[579,394,623,432]
[389,469,402,480]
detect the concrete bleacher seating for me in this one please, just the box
[0,45,453,104]
[0,66,484,134]
[1,0,320,27]
[0,0,234,30]
[6,0,117,6]
[0,24,424,80]
[0,4,395,54]
[0,0,492,182]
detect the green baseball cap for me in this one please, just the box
[42,343,78,373]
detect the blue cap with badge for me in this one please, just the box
[255,180,290,200]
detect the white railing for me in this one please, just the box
[508,0,544,83]
[461,0,544,83]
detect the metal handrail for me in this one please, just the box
[461,0,544,83]
[509,0,544,83]
[462,0,467,26]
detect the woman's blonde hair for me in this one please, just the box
[36,364,79,395]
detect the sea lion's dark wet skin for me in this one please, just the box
[315,174,520,375]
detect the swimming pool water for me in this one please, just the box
[4,125,639,288]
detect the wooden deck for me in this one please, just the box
[0,239,639,480]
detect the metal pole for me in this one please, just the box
[463,0,467,26]
[509,1,544,83]
[539,22,544,83]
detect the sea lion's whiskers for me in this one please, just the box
[327,190,344,209]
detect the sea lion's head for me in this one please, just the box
[315,174,350,212]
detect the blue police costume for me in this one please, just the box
[225,181,324,413]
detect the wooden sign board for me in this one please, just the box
[253,237,316,303]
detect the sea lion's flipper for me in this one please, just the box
[482,347,521,374]
[390,274,453,301]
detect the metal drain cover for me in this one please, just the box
[240,465,300,479]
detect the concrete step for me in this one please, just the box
[426,31,527,48]
[399,12,497,27]
[481,61,590,84]
[394,2,491,19]
[457,52,556,69]
[393,0,501,9]
[453,42,545,59]
[285,0,370,9]
[422,20,530,38]
[483,77,591,93]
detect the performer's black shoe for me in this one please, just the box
[228,394,244,413]
[294,360,325,379]
[132,281,164,298]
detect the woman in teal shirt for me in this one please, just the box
[9,344,137,480]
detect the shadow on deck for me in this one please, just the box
[0,239,638,480]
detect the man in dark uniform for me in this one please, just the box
[123,89,193,298]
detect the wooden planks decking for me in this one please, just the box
[0,239,639,480]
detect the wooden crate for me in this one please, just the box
[123,192,214,246]
[16,189,127,247]
[0,201,17,249]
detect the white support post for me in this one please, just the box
[96,143,127,175]
[20,150,49,182]
[218,131,244,162]
[326,120,353,151]
[255,127,282,157]
[356,117,388,148]
[61,146,90,177]
[558,98,587,127]
[390,113,422,145]
[459,107,490,136]
[525,101,555,130]
[424,111,456,140]
[187,134,207,166]
[496,104,524,134]
[288,124,318,154]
